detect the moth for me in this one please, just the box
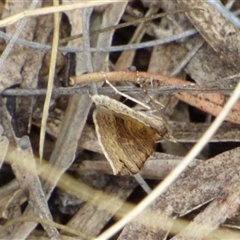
[92,95,168,176]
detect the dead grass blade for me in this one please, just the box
[39,0,59,161]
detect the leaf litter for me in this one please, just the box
[1,1,240,239]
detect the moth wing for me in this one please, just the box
[93,107,159,175]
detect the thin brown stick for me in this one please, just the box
[60,8,203,44]
[70,71,184,86]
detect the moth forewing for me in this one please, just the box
[92,95,169,175]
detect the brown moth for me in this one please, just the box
[92,95,168,176]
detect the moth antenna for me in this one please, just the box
[100,71,150,110]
